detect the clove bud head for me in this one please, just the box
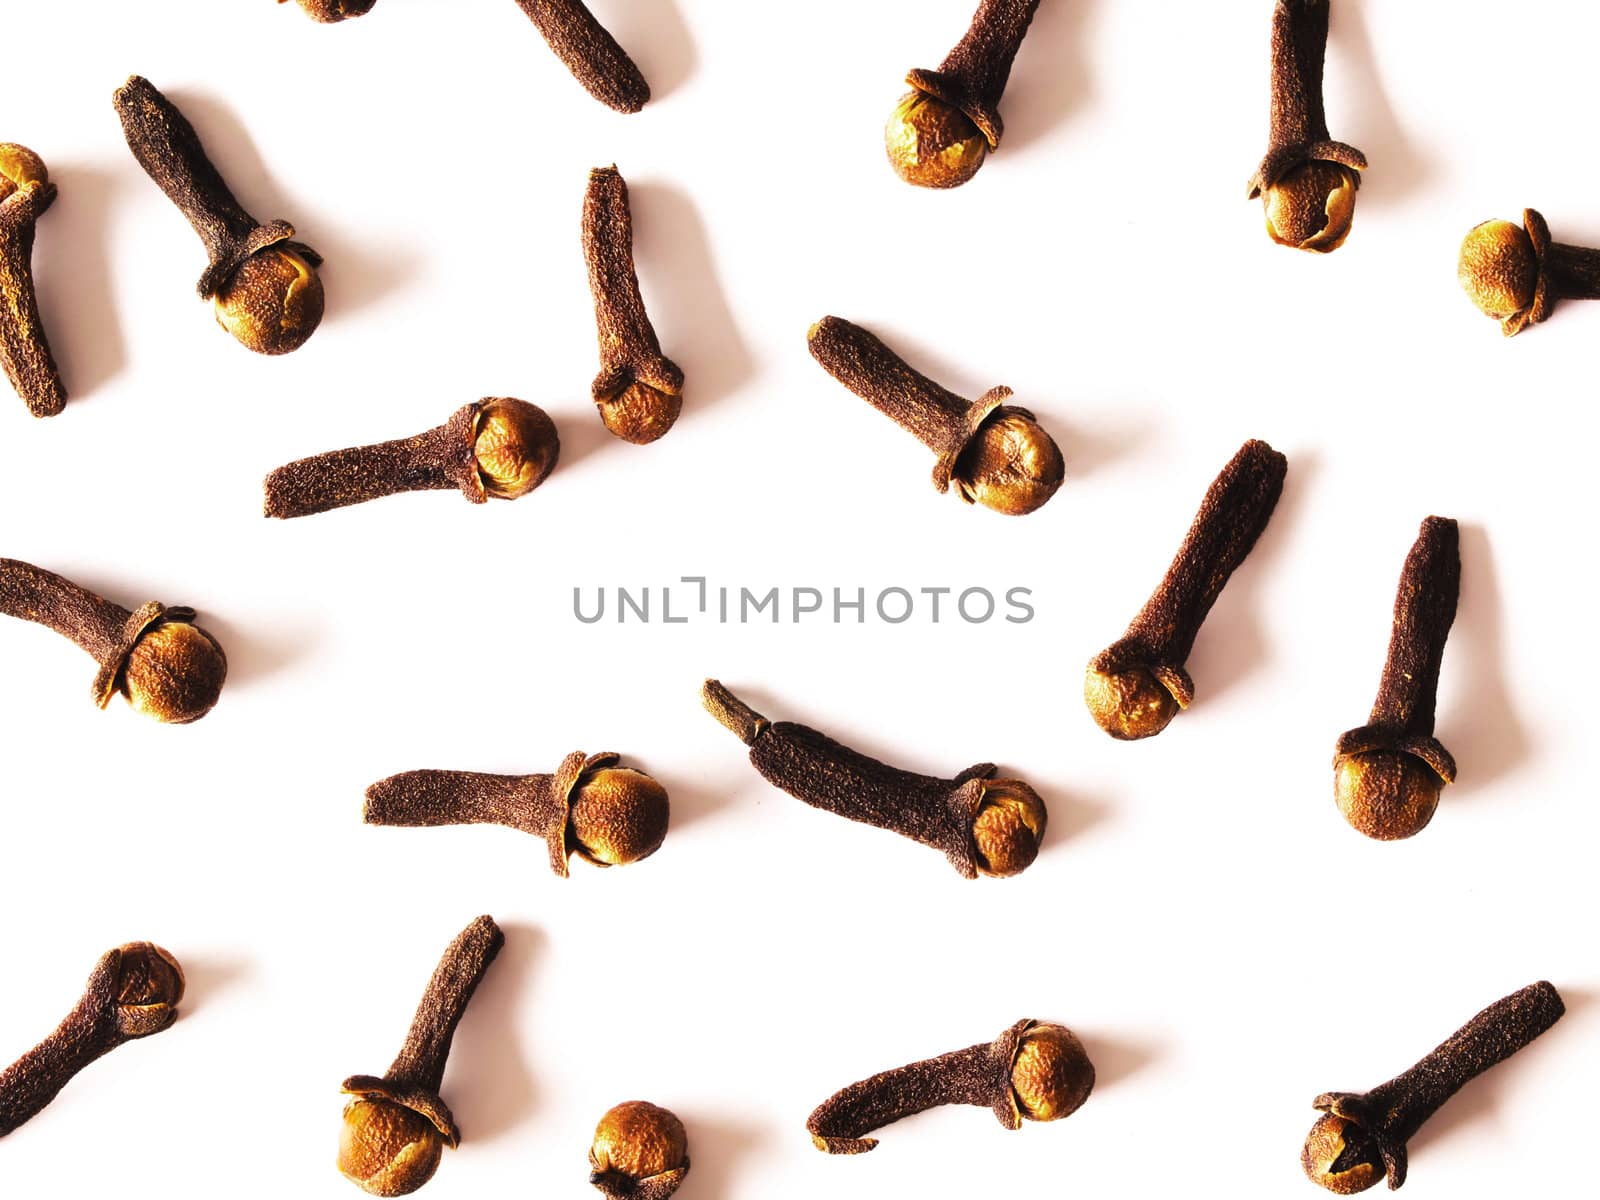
[121,620,228,725]
[0,143,49,193]
[1458,219,1537,322]
[885,92,988,190]
[589,1101,688,1192]
[285,0,378,20]
[472,398,560,499]
[1333,752,1441,841]
[1300,1112,1383,1195]
[212,246,325,356]
[1083,665,1181,741]
[954,412,1065,516]
[569,767,670,867]
[972,780,1047,877]
[1009,1023,1094,1123]
[598,381,683,447]
[113,942,185,1037]
[1262,161,1360,253]
[338,1098,445,1197]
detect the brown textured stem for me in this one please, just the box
[0,170,66,418]
[513,0,650,114]
[1546,242,1600,300]
[1248,0,1365,197]
[0,558,130,663]
[1365,517,1459,735]
[907,0,1041,148]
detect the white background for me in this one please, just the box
[1,1,1595,1196]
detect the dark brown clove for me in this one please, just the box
[0,942,184,1136]
[1333,517,1458,841]
[1247,0,1367,252]
[807,1019,1092,1154]
[1084,439,1287,740]
[339,915,504,1197]
[582,166,683,444]
[263,398,558,518]
[702,679,1046,879]
[365,752,669,876]
[0,144,66,417]
[112,75,325,355]
[281,0,377,20]
[807,316,1064,516]
[513,0,650,114]
[589,1101,689,1200]
[1458,208,1600,336]
[886,0,1042,188]
[0,558,227,724]
[1302,981,1564,1193]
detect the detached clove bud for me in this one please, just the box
[281,0,377,20]
[113,75,325,355]
[1333,517,1458,841]
[886,0,1042,188]
[264,398,558,518]
[1458,208,1600,336]
[1085,439,1287,740]
[1302,981,1564,1193]
[702,679,1046,879]
[807,316,1064,516]
[339,915,504,1196]
[1248,1,1367,252]
[808,1019,1092,1154]
[589,1101,689,1200]
[513,0,651,114]
[0,558,227,724]
[0,144,66,417]
[583,166,683,444]
[0,942,183,1136]
[365,752,669,876]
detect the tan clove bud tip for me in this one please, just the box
[338,1099,446,1197]
[569,767,670,867]
[1262,161,1360,253]
[213,246,325,356]
[121,620,228,725]
[598,381,683,446]
[1301,1113,1382,1194]
[885,92,988,190]
[113,942,185,1037]
[1010,1024,1094,1123]
[972,780,1047,877]
[1458,219,1537,321]
[1083,665,1181,741]
[589,1101,688,1190]
[956,413,1065,516]
[0,143,49,192]
[289,0,377,20]
[1333,752,1442,841]
[473,397,560,498]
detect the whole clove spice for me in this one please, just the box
[886,0,1042,189]
[1248,0,1367,252]
[113,75,325,355]
[582,166,683,444]
[1084,439,1287,740]
[513,0,651,114]
[807,1019,1092,1154]
[807,316,1064,516]
[1302,981,1564,1193]
[263,398,558,518]
[281,0,377,20]
[702,679,1046,879]
[365,752,669,876]
[0,558,227,724]
[0,144,66,417]
[339,915,504,1197]
[0,942,183,1137]
[1333,517,1458,841]
[1458,208,1600,336]
[589,1101,689,1200]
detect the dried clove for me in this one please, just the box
[339,915,504,1196]
[582,166,683,444]
[1458,208,1600,336]
[1302,981,1564,1193]
[513,0,651,114]
[807,1019,1092,1154]
[113,75,325,355]
[589,1101,689,1200]
[365,752,669,876]
[1333,517,1458,841]
[281,0,377,20]
[263,398,558,518]
[1248,1,1367,252]
[0,942,183,1136]
[0,144,66,417]
[0,558,227,724]
[886,0,1042,189]
[807,316,1063,516]
[702,679,1046,879]
[1084,439,1287,740]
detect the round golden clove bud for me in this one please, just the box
[1009,1023,1094,1123]
[338,1098,446,1198]
[569,767,671,867]
[589,1101,689,1193]
[1457,219,1537,321]
[971,780,1047,877]
[472,397,560,498]
[290,0,378,20]
[598,381,683,446]
[1333,752,1441,842]
[120,620,228,725]
[1300,1112,1382,1195]
[955,413,1065,516]
[212,246,325,356]
[885,92,988,190]
[111,942,185,1036]
[0,143,48,192]
[1262,161,1359,253]
[1083,665,1181,742]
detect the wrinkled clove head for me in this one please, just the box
[285,0,378,20]
[1333,752,1442,841]
[885,92,988,190]
[569,767,670,867]
[338,1099,446,1197]
[971,780,1047,877]
[955,412,1065,516]
[1083,666,1181,741]
[1458,219,1538,325]
[598,381,682,447]
[1301,1112,1383,1195]
[0,143,48,194]
[590,1101,688,1194]
[112,942,185,1037]
[121,620,228,725]
[472,398,560,499]
[1262,161,1360,253]
[213,245,325,356]
[1009,1023,1094,1123]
